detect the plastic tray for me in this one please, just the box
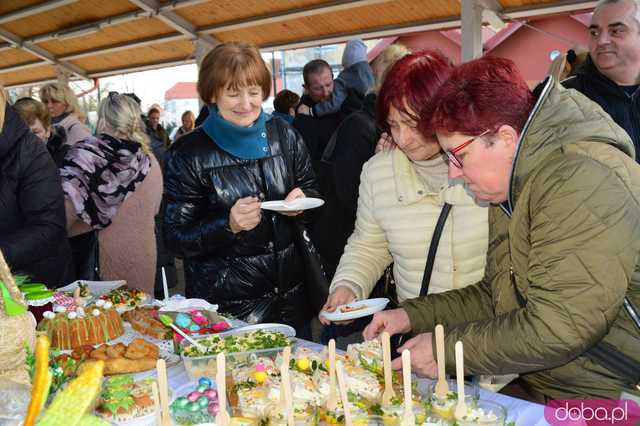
[180,326,296,380]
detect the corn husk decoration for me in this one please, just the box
[0,249,36,386]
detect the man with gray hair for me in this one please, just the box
[563,0,640,156]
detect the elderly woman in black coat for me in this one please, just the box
[0,89,73,287]
[163,42,319,336]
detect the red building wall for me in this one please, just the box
[486,15,590,83]
[388,13,591,84]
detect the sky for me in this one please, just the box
[96,63,199,112]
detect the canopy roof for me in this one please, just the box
[0,0,596,89]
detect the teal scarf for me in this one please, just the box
[202,104,270,160]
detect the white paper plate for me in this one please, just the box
[260,197,324,212]
[320,298,390,321]
[57,280,126,298]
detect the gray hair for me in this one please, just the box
[97,93,150,154]
[595,0,640,26]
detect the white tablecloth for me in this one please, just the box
[167,338,548,425]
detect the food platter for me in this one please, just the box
[320,298,390,321]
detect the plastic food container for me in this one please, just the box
[180,328,296,380]
[453,400,507,426]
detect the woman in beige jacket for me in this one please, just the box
[321,51,489,320]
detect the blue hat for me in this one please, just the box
[342,39,368,68]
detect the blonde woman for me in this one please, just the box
[39,82,92,144]
[60,93,162,294]
[0,86,73,287]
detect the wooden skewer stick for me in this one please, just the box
[279,346,292,409]
[381,331,396,407]
[336,361,353,426]
[215,352,231,426]
[151,381,161,426]
[326,339,338,410]
[454,341,468,420]
[401,350,415,426]
[434,324,449,399]
[155,359,171,426]
[281,360,295,426]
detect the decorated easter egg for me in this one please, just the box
[187,391,201,401]
[197,396,210,408]
[189,324,201,332]
[187,401,200,412]
[208,402,220,415]
[197,384,208,393]
[212,321,230,332]
[198,377,212,387]
[173,396,190,409]
[175,312,191,328]
[204,388,218,400]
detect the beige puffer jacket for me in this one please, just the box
[330,148,488,302]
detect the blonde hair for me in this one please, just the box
[0,85,5,130]
[370,44,411,93]
[97,93,150,154]
[39,82,85,121]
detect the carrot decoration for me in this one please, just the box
[25,335,52,426]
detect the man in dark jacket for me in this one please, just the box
[563,0,640,155]
[293,60,343,173]
[0,103,73,287]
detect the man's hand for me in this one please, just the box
[362,308,411,341]
[280,187,305,217]
[319,285,357,325]
[297,104,312,116]
[229,196,261,233]
[390,333,438,378]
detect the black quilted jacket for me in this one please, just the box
[163,117,319,328]
[0,105,74,287]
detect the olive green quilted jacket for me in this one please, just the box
[402,78,640,400]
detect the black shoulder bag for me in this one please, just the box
[276,122,330,314]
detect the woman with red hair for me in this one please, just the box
[320,51,489,326]
[364,56,640,400]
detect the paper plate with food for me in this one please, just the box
[260,197,324,212]
[100,287,149,313]
[57,279,126,299]
[320,298,390,321]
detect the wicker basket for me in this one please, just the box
[0,250,36,386]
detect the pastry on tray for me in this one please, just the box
[83,338,159,375]
[122,306,172,340]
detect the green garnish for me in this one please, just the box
[182,330,291,357]
[232,379,257,392]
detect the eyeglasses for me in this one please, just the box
[444,129,490,168]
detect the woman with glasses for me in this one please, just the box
[60,92,162,294]
[39,83,92,145]
[320,51,489,324]
[363,56,640,400]
[162,42,319,337]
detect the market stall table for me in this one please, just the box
[167,336,548,426]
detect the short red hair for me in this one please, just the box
[376,50,452,135]
[425,56,535,136]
